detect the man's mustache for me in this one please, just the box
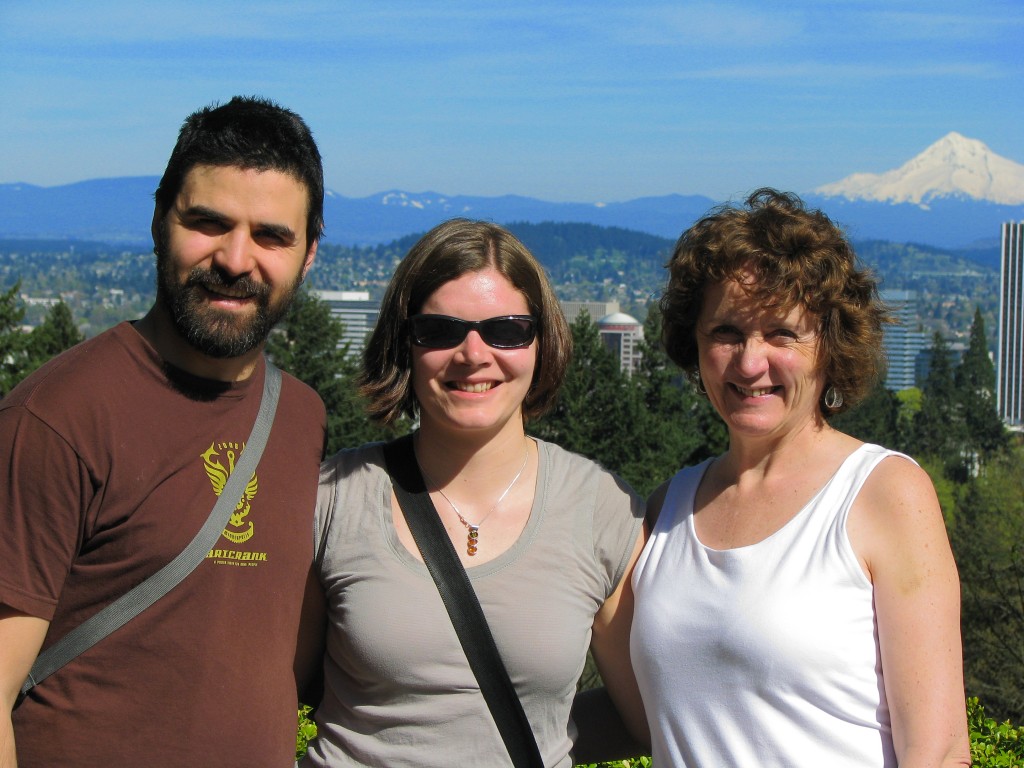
[183,267,271,301]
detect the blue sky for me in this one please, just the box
[1,1,1021,203]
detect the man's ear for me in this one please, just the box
[301,240,318,280]
[151,209,165,251]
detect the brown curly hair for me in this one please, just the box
[359,218,573,425]
[660,188,889,416]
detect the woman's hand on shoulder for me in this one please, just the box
[849,455,970,768]
[645,479,671,531]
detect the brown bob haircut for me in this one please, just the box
[660,188,889,416]
[359,218,573,425]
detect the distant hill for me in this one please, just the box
[0,178,158,243]
[3,130,1022,250]
[0,220,999,344]
[313,222,999,342]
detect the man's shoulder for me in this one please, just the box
[277,366,327,420]
[2,323,140,411]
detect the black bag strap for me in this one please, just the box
[382,434,545,768]
[20,361,283,701]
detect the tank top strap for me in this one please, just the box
[654,459,713,535]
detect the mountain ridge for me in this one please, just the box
[1,133,1021,249]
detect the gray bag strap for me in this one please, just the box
[19,361,283,701]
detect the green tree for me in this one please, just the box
[950,445,1024,723]
[830,380,903,450]
[267,289,392,455]
[628,305,726,495]
[24,301,85,375]
[0,281,28,397]
[955,307,1007,461]
[531,312,645,486]
[911,332,968,478]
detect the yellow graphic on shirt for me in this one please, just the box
[202,441,258,544]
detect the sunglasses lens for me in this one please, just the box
[409,316,537,349]
[410,316,466,348]
[482,318,535,348]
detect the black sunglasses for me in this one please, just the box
[408,314,538,350]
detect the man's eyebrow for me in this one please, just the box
[178,204,228,223]
[255,221,298,242]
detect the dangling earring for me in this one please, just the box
[824,385,843,410]
[692,371,707,396]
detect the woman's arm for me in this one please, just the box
[586,529,650,755]
[849,456,970,768]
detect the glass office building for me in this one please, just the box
[998,221,1024,426]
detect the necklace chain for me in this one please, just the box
[420,447,529,557]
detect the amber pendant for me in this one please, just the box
[467,525,480,556]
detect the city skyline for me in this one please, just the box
[2,1,1022,203]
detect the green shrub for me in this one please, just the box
[298,700,1024,766]
[297,705,318,761]
[969,697,1024,767]
[294,705,653,766]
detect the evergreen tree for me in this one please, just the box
[830,380,903,450]
[628,305,726,495]
[955,307,1007,460]
[532,308,728,497]
[24,301,85,375]
[950,445,1024,722]
[0,282,28,397]
[911,332,968,478]
[531,312,646,487]
[266,290,391,455]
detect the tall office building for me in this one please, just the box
[997,221,1024,426]
[312,290,381,360]
[879,289,928,390]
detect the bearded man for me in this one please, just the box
[0,96,328,768]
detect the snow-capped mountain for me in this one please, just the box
[815,132,1024,207]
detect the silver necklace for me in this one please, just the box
[421,448,530,557]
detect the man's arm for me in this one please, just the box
[294,567,326,707]
[0,606,49,768]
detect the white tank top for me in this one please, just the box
[631,444,906,767]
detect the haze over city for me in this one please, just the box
[1,0,1022,204]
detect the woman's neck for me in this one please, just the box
[413,421,531,491]
[721,417,835,481]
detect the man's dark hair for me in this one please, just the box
[154,96,324,246]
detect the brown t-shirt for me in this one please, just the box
[1,322,326,767]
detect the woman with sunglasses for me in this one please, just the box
[302,219,648,767]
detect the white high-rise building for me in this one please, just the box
[312,290,380,359]
[997,221,1024,426]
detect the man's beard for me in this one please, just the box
[156,247,303,359]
